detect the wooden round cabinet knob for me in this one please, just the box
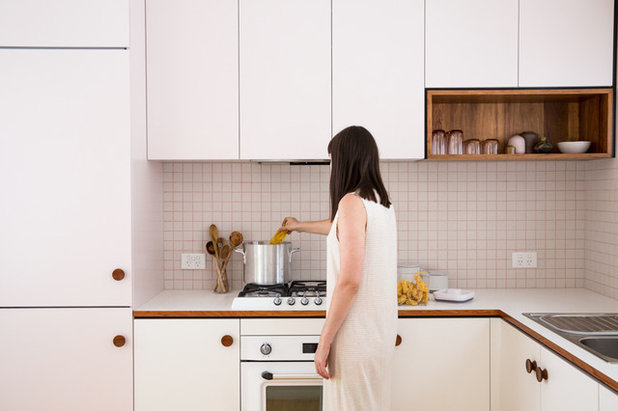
[112,268,125,281]
[395,334,402,347]
[535,367,548,382]
[221,335,234,347]
[525,359,537,374]
[113,335,126,347]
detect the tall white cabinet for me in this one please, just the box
[146,0,239,160]
[0,3,133,410]
[332,0,425,159]
[425,0,518,88]
[519,0,614,87]
[239,0,331,160]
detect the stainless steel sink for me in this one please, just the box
[523,313,618,363]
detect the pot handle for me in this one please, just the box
[288,248,300,263]
[233,247,246,264]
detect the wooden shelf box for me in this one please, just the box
[427,88,613,160]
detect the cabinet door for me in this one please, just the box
[490,318,541,411]
[519,0,614,87]
[134,319,240,411]
[333,0,424,159]
[0,0,128,47]
[146,0,239,160]
[240,0,331,160]
[392,318,490,411]
[425,0,518,88]
[600,384,618,411]
[0,308,132,411]
[539,346,598,411]
[0,50,131,306]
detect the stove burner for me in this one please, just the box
[238,283,288,298]
[237,280,326,298]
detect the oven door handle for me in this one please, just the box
[261,371,322,381]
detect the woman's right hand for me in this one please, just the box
[278,217,300,233]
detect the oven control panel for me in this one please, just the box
[241,336,321,361]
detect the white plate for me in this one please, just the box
[433,288,475,302]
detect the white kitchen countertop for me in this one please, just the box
[135,287,618,387]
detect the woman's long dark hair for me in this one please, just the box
[327,126,391,221]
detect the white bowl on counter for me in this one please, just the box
[557,141,591,153]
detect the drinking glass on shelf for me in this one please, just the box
[481,139,499,154]
[463,139,481,154]
[446,129,463,155]
[431,130,446,155]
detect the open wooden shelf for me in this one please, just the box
[427,88,614,160]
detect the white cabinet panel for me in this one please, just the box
[600,384,618,410]
[146,0,239,160]
[134,319,240,411]
[539,346,598,411]
[519,0,614,87]
[392,318,490,411]
[491,318,541,411]
[0,0,129,47]
[240,0,331,160]
[426,0,518,88]
[333,0,425,159]
[0,308,132,411]
[0,50,131,306]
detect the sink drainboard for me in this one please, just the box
[539,314,618,335]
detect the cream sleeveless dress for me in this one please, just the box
[323,194,398,411]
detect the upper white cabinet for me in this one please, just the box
[519,0,614,87]
[393,318,490,411]
[134,319,240,411]
[426,0,518,88]
[0,308,133,411]
[333,0,425,159]
[240,0,331,160]
[146,0,239,160]
[0,49,131,306]
[0,0,129,47]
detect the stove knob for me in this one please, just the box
[287,297,296,306]
[260,343,272,356]
[273,297,282,306]
[300,297,309,305]
[314,297,323,306]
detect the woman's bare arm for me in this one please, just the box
[314,194,366,379]
[278,217,331,236]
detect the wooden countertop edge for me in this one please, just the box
[133,308,617,392]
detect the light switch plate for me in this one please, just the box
[181,253,206,269]
[512,252,537,268]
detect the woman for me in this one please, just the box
[278,126,397,410]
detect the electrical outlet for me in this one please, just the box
[512,252,537,268]
[181,253,206,269]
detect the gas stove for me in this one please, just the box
[231,280,326,310]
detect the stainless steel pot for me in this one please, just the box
[233,241,300,285]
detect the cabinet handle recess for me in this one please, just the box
[112,268,125,281]
[525,359,537,374]
[221,335,234,347]
[535,367,548,382]
[395,334,402,346]
[113,335,126,347]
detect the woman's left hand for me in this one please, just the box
[314,340,331,379]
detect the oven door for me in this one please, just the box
[241,361,322,411]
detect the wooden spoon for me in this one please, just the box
[220,231,244,278]
[206,241,225,292]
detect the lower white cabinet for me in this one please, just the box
[491,318,600,411]
[392,318,490,411]
[0,308,132,411]
[600,385,618,410]
[134,318,240,411]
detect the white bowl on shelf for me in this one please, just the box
[557,141,591,153]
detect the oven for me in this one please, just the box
[241,335,323,411]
